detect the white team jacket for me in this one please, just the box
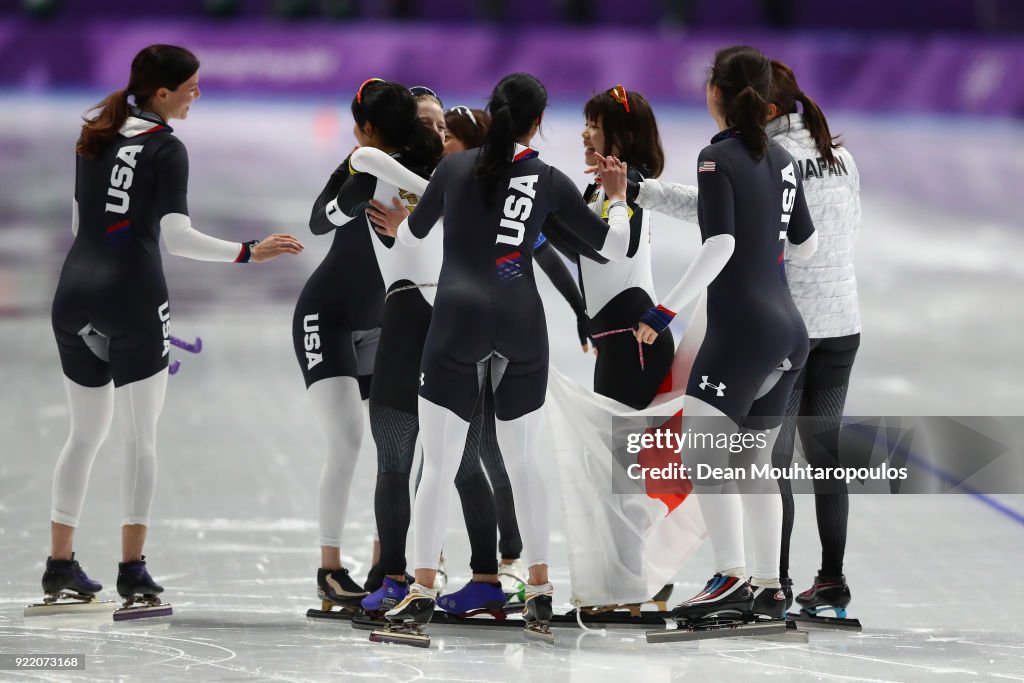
[635,113,861,339]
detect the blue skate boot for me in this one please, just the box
[361,575,408,616]
[437,581,508,619]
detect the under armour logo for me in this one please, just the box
[419,372,425,387]
[699,376,726,397]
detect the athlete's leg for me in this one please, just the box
[50,378,116,559]
[454,406,499,581]
[412,396,473,588]
[115,369,168,562]
[798,334,859,577]
[772,372,806,583]
[309,376,365,569]
[477,381,523,561]
[745,363,804,587]
[371,401,418,580]
[683,394,745,576]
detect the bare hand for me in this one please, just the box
[634,322,658,345]
[251,233,304,263]
[367,197,409,238]
[598,154,627,201]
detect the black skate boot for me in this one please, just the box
[369,583,436,648]
[780,577,794,612]
[25,555,113,616]
[748,583,787,621]
[796,574,851,618]
[671,574,753,625]
[522,583,554,643]
[113,556,171,621]
[647,576,790,643]
[317,567,368,613]
[787,573,860,629]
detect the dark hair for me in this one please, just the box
[352,79,442,172]
[583,88,665,178]
[477,73,547,201]
[77,44,199,159]
[444,107,491,150]
[708,45,772,159]
[769,59,839,166]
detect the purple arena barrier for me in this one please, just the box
[0,19,1020,118]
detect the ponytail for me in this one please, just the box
[476,73,548,204]
[725,84,770,160]
[476,100,516,200]
[769,59,840,166]
[76,89,131,159]
[708,46,772,160]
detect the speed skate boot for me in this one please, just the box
[370,583,436,648]
[437,581,508,619]
[113,556,172,621]
[361,576,408,617]
[25,555,113,616]
[317,567,368,614]
[796,574,852,618]
[748,583,787,621]
[671,574,753,625]
[522,583,554,643]
[498,557,526,603]
[780,577,794,612]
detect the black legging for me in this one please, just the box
[773,333,860,580]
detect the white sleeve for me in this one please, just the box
[396,217,421,247]
[350,147,428,195]
[787,230,818,261]
[160,213,243,262]
[636,179,699,223]
[595,203,630,261]
[71,198,79,236]
[660,234,735,314]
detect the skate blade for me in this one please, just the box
[524,623,554,644]
[646,619,787,644]
[787,611,862,631]
[113,602,173,621]
[369,627,430,648]
[445,608,508,621]
[758,619,809,643]
[24,598,116,617]
[306,606,360,621]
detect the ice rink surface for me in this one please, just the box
[1,96,1022,681]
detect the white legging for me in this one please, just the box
[51,370,167,528]
[413,397,549,572]
[308,376,364,548]
[684,394,782,581]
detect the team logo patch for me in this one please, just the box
[495,251,524,282]
[698,375,726,397]
[698,161,716,173]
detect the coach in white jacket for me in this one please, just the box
[627,59,861,618]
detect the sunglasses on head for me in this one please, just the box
[410,85,442,107]
[447,105,477,127]
[608,84,630,113]
[356,77,385,105]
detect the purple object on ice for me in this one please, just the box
[169,335,202,354]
